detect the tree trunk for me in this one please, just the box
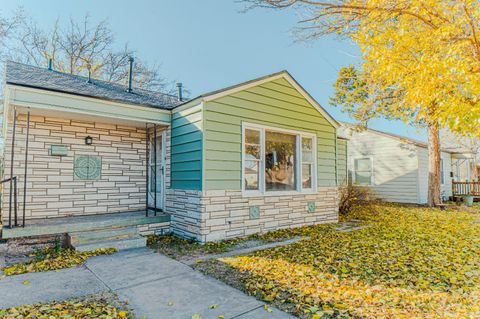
[427,121,442,206]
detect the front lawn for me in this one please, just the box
[1,247,117,276]
[0,294,133,318]
[198,204,480,319]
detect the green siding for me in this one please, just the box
[203,78,337,190]
[170,103,203,190]
[337,139,348,185]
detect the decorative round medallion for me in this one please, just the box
[74,155,102,180]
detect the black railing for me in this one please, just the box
[0,176,22,228]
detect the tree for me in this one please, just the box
[7,14,170,93]
[245,0,480,206]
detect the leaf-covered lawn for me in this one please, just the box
[216,204,480,318]
[1,247,117,276]
[148,226,316,260]
[0,296,132,319]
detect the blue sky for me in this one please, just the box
[1,0,426,140]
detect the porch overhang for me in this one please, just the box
[4,84,171,128]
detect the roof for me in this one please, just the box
[339,122,456,153]
[5,61,181,110]
[179,70,340,128]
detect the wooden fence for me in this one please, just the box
[452,181,480,196]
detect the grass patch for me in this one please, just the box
[199,204,480,319]
[147,226,318,260]
[0,294,133,318]
[1,247,117,276]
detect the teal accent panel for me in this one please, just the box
[307,202,316,213]
[203,77,337,190]
[249,206,260,219]
[337,139,348,185]
[171,103,203,190]
[74,155,102,180]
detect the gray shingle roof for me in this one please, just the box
[5,61,181,110]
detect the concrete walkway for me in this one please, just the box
[0,248,295,319]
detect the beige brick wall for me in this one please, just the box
[2,113,168,221]
[166,187,339,242]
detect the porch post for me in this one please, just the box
[22,111,30,227]
[8,108,17,228]
[145,123,149,217]
[154,124,157,216]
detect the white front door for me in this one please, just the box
[148,130,165,210]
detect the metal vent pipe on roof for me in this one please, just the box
[48,58,53,71]
[177,82,183,101]
[128,56,134,93]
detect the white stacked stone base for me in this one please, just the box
[166,187,339,242]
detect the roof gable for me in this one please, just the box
[183,71,339,128]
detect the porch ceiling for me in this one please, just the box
[14,105,167,128]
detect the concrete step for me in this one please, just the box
[73,235,147,252]
[68,227,138,245]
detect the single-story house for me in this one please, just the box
[339,123,476,204]
[0,61,347,249]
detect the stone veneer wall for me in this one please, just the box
[165,189,203,240]
[1,114,167,221]
[166,187,338,242]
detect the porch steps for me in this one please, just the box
[73,236,147,252]
[68,226,146,252]
[2,211,170,239]
[68,227,138,245]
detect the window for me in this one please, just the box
[441,162,445,184]
[302,137,314,189]
[243,124,316,194]
[244,129,261,191]
[265,131,297,191]
[354,157,373,185]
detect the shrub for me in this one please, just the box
[338,184,372,215]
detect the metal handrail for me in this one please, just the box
[0,176,20,228]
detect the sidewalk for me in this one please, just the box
[0,248,295,319]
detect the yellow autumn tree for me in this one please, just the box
[246,0,480,206]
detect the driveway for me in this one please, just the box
[0,248,295,319]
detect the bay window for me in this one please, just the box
[243,123,316,194]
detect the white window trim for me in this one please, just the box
[352,156,374,186]
[242,122,317,197]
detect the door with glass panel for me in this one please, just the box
[148,131,165,211]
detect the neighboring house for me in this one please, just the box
[0,61,346,249]
[339,123,459,204]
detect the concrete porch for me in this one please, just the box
[2,210,170,240]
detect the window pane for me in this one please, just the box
[245,129,260,145]
[355,171,371,185]
[302,163,312,189]
[441,159,444,184]
[355,158,371,171]
[302,137,314,162]
[265,131,296,191]
[244,160,259,190]
[245,145,260,159]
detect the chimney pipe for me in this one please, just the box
[87,65,92,84]
[128,56,134,93]
[176,82,183,102]
[48,58,53,71]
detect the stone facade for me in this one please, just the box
[165,189,203,239]
[166,187,339,242]
[2,114,169,221]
